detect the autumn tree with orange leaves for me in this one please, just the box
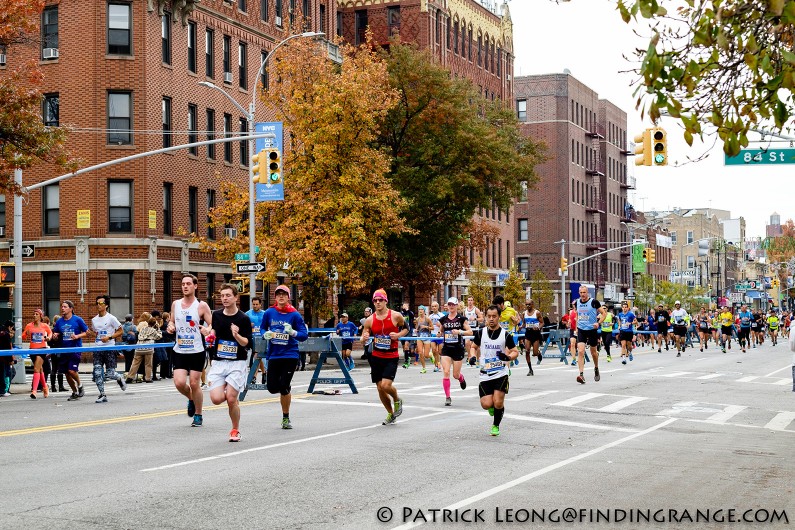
[0,0,77,192]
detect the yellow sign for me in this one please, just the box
[77,210,91,229]
[148,210,157,229]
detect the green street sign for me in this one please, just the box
[725,148,795,165]
[234,247,260,262]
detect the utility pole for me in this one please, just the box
[555,239,566,321]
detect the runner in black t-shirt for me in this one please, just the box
[438,297,472,406]
[655,304,670,352]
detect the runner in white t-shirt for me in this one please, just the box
[90,295,127,403]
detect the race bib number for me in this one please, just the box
[373,336,392,351]
[216,339,238,359]
[499,321,509,330]
[96,329,109,342]
[63,329,75,340]
[341,331,351,338]
[177,334,195,349]
[483,356,504,375]
[444,332,458,344]
[31,332,44,344]
[700,321,709,330]
[271,332,290,345]
[252,326,260,334]
[658,316,665,323]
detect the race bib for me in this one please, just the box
[216,339,238,359]
[658,316,665,323]
[699,321,709,329]
[444,332,458,344]
[96,329,109,342]
[499,321,509,330]
[177,334,195,349]
[271,332,290,346]
[482,356,504,375]
[341,331,351,338]
[63,329,75,340]
[31,332,44,344]
[373,336,392,351]
[252,326,260,334]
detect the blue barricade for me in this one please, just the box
[0,343,176,357]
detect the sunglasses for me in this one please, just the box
[97,302,106,306]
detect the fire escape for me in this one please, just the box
[585,122,606,286]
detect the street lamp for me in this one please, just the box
[199,31,324,296]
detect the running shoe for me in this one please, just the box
[658,348,661,353]
[459,377,467,390]
[490,425,500,436]
[77,386,85,398]
[570,358,577,366]
[382,413,396,425]
[527,367,534,376]
[445,397,452,406]
[420,368,427,374]
[433,367,440,373]
[402,362,410,369]
[594,367,600,382]
[721,347,726,353]
[429,353,435,364]
[606,354,612,362]
[95,394,108,403]
[621,358,627,365]
[118,377,127,391]
[677,352,681,357]
[67,392,80,401]
[30,393,36,399]
[187,399,196,417]
[229,429,241,442]
[576,374,585,384]
[281,417,292,429]
[665,345,669,351]
[728,342,731,350]
[700,348,703,352]
[394,398,404,418]
[629,353,634,361]
[488,407,494,417]
[191,414,203,427]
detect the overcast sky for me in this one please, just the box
[509,0,791,238]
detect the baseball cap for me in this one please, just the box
[447,296,459,305]
[675,300,681,305]
[372,289,388,301]
[274,284,290,296]
[341,312,348,317]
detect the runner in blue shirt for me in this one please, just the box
[335,313,359,370]
[52,300,89,401]
[245,296,267,385]
[737,304,753,353]
[617,301,636,365]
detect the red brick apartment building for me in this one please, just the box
[513,73,636,314]
[337,0,515,302]
[0,0,333,320]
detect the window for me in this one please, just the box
[687,255,695,269]
[238,42,247,89]
[516,99,526,121]
[498,238,502,268]
[205,29,214,77]
[162,13,171,65]
[276,0,283,26]
[162,97,172,148]
[108,91,132,145]
[446,16,451,49]
[186,104,198,155]
[290,0,296,26]
[336,12,342,37]
[109,272,133,319]
[223,35,231,79]
[261,0,269,21]
[238,0,247,12]
[518,219,528,241]
[687,230,694,245]
[206,274,216,306]
[187,21,197,73]
[260,50,268,90]
[162,270,173,310]
[42,6,58,54]
[0,195,5,237]
[435,12,441,44]
[506,240,510,266]
[239,117,248,165]
[206,108,215,160]
[43,184,59,235]
[520,181,528,202]
[223,113,232,163]
[207,190,216,239]
[671,231,677,245]
[517,257,529,276]
[453,20,459,54]
[43,272,60,320]
[188,187,198,234]
[108,3,131,55]
[319,4,325,34]
[302,0,310,28]
[355,10,367,45]
[468,27,473,61]
[109,181,132,232]
[43,93,59,126]
[163,183,173,236]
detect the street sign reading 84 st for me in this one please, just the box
[724,148,795,165]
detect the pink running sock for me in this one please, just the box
[458,373,465,383]
[442,377,451,398]
[31,372,40,393]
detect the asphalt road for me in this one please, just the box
[1,338,793,530]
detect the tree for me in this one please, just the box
[467,260,493,314]
[529,269,555,318]
[633,273,657,314]
[765,219,795,300]
[618,0,795,156]
[196,38,407,323]
[502,265,525,310]
[375,43,546,301]
[0,0,77,192]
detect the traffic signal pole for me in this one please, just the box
[13,168,21,347]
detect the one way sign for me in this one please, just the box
[9,244,35,258]
[236,262,266,273]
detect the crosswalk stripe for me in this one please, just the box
[736,376,758,382]
[658,371,694,378]
[706,405,747,423]
[764,412,795,431]
[695,373,723,380]
[598,396,648,412]
[773,378,791,386]
[551,393,604,407]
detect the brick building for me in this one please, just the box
[513,73,633,316]
[0,0,333,320]
[336,0,515,302]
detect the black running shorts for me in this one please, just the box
[266,357,299,395]
[524,329,543,344]
[173,351,207,373]
[673,325,687,337]
[619,331,634,342]
[368,356,399,383]
[478,375,509,398]
[576,328,599,347]
[721,326,734,336]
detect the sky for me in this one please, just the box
[508,0,792,238]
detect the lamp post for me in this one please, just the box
[199,31,324,296]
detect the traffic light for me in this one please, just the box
[0,262,14,286]
[648,248,656,263]
[642,248,649,262]
[634,129,652,166]
[651,127,667,165]
[251,148,267,183]
[560,257,568,274]
[267,148,282,185]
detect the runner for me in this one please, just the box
[522,299,543,375]
[493,295,521,366]
[166,273,213,427]
[767,309,780,346]
[335,312,358,370]
[261,284,308,429]
[400,302,416,369]
[737,304,753,353]
[710,309,720,345]
[438,297,472,406]
[601,308,615,362]
[646,308,658,352]
[617,301,636,364]
[360,289,408,425]
[206,283,253,442]
[750,309,762,348]
[22,309,51,399]
[414,306,433,374]
[428,301,445,372]
[245,296,267,385]
[464,296,483,365]
[696,307,712,352]
[718,304,734,353]
[89,295,128,403]
[671,301,689,355]
[469,305,519,436]
[655,304,670,352]
[566,302,578,365]
[52,301,88,402]
[359,307,373,360]
[574,285,606,384]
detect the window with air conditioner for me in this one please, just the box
[223,35,231,82]
[42,6,58,59]
[0,45,6,65]
[225,227,237,238]
[0,195,5,237]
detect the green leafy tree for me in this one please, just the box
[529,269,555,317]
[502,265,525,310]
[467,260,493,313]
[618,0,795,155]
[633,273,657,314]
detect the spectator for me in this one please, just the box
[126,317,162,384]
[157,311,174,379]
[0,320,15,396]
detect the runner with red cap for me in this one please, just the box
[360,289,408,425]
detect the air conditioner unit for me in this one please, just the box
[0,226,5,237]
[506,74,512,81]
[275,15,283,26]
[42,48,59,60]
[0,54,6,66]
[224,227,237,238]
[223,71,232,83]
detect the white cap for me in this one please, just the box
[447,297,459,305]
[675,300,681,305]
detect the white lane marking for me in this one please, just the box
[706,405,747,423]
[695,373,723,380]
[658,371,695,378]
[596,368,623,373]
[764,412,795,431]
[508,390,559,402]
[736,376,759,383]
[533,365,570,371]
[391,418,678,530]
[694,358,710,362]
[774,378,791,386]
[598,396,648,413]
[141,411,448,472]
[551,393,605,407]
[764,365,793,378]
[503,413,639,433]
